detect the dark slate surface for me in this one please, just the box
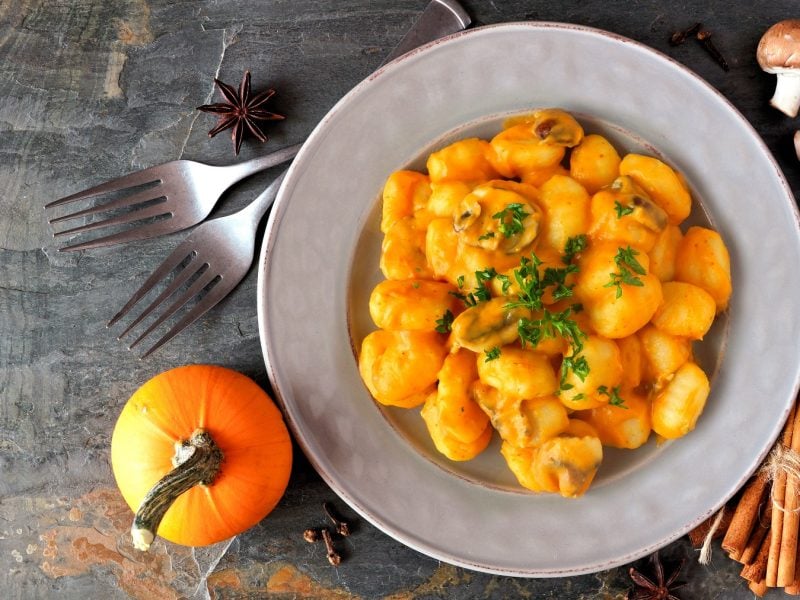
[0,0,797,598]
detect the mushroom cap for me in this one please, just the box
[757,19,800,71]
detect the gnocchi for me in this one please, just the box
[358,108,731,497]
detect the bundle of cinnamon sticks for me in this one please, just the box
[689,403,800,595]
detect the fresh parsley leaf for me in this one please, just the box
[450,269,495,307]
[597,385,627,408]
[492,203,529,238]
[505,254,544,311]
[496,273,512,295]
[434,309,454,334]
[475,267,497,286]
[542,264,578,301]
[560,353,590,391]
[478,231,496,241]
[616,246,646,275]
[604,246,646,298]
[517,306,586,353]
[485,346,501,362]
[614,200,634,218]
[562,234,588,264]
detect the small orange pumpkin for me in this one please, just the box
[111,365,292,550]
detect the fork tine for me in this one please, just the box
[48,189,168,225]
[115,256,207,338]
[53,203,171,238]
[58,218,186,252]
[107,239,198,326]
[45,169,162,209]
[127,268,219,350]
[139,277,236,358]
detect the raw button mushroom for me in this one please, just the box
[757,20,800,117]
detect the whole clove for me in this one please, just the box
[697,29,730,71]
[303,528,322,543]
[321,528,342,566]
[669,22,702,46]
[323,501,351,537]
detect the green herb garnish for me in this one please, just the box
[435,309,454,334]
[604,246,646,298]
[492,203,529,238]
[485,346,501,362]
[560,353,590,391]
[597,385,627,408]
[614,200,634,218]
[562,234,588,265]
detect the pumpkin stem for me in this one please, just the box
[131,429,223,551]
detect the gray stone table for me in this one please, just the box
[1,0,798,598]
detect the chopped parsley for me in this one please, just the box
[560,353,590,392]
[450,268,496,307]
[542,264,578,301]
[562,234,588,265]
[504,254,545,311]
[485,346,501,362]
[435,309,454,334]
[478,231,496,241]
[604,246,646,298]
[496,273,512,295]
[597,385,627,408]
[614,200,634,218]
[517,305,586,352]
[492,203,529,238]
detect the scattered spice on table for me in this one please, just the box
[669,22,701,46]
[628,551,685,600]
[668,23,730,72]
[197,70,285,155]
[302,501,353,566]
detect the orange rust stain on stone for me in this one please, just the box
[383,564,471,600]
[206,566,242,591]
[267,564,359,599]
[115,0,153,46]
[32,488,187,600]
[72,536,124,566]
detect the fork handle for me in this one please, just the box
[238,170,288,227]
[221,143,302,184]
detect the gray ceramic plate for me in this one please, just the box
[257,22,800,576]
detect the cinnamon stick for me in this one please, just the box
[740,526,771,582]
[688,508,733,548]
[740,503,772,565]
[749,578,768,597]
[722,474,769,560]
[767,403,797,587]
[776,405,800,587]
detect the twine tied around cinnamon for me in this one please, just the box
[761,444,800,513]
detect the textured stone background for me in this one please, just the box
[1,0,798,598]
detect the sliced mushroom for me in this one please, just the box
[530,109,584,147]
[454,182,542,253]
[611,176,668,233]
[450,297,530,352]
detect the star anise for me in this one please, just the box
[628,552,686,600]
[197,70,284,155]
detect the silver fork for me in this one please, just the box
[108,172,286,358]
[45,144,301,252]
